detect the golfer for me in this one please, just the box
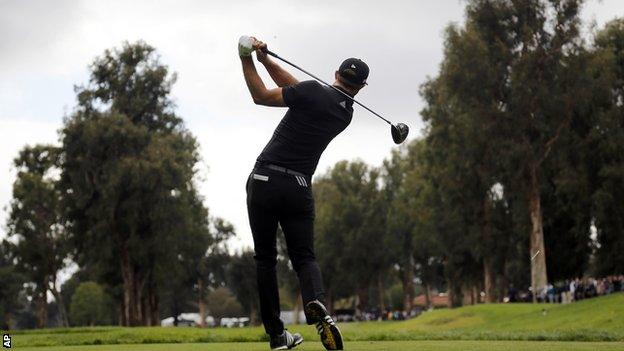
[239,36,369,350]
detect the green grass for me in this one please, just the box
[14,341,624,351]
[6,293,623,348]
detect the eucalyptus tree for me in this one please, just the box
[60,41,209,325]
[7,145,69,327]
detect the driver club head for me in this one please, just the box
[391,123,409,144]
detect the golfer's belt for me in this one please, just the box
[264,164,308,178]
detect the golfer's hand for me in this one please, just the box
[253,38,269,63]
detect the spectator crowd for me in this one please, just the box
[508,275,624,303]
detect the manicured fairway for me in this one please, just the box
[16,341,624,351]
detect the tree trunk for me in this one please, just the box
[402,257,415,311]
[483,195,497,303]
[293,291,302,325]
[35,285,47,328]
[356,286,369,313]
[119,300,126,326]
[377,274,386,312]
[50,283,69,327]
[249,306,259,326]
[144,282,157,326]
[473,286,479,304]
[483,258,496,303]
[3,312,13,330]
[446,280,454,308]
[528,163,548,302]
[463,285,475,305]
[141,295,149,326]
[198,277,206,327]
[120,241,139,326]
[424,283,432,309]
[325,289,334,315]
[498,272,508,303]
[447,279,463,308]
[136,275,144,325]
[172,298,180,327]
[150,291,159,326]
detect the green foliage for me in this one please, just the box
[59,41,211,325]
[6,144,68,327]
[69,282,112,326]
[206,287,244,320]
[276,226,302,310]
[383,140,446,302]
[76,41,181,131]
[226,251,259,322]
[314,160,389,309]
[388,283,405,310]
[0,242,26,329]
[416,0,610,301]
[201,217,236,290]
[589,18,624,275]
[306,2,624,309]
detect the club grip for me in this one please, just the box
[262,48,276,56]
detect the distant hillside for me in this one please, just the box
[351,292,624,341]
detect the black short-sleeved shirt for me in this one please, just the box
[257,80,354,175]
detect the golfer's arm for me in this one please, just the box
[241,57,285,107]
[262,57,299,87]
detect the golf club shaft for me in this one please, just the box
[264,49,393,126]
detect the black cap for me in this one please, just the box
[338,58,369,86]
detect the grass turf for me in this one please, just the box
[15,341,624,351]
[5,293,623,348]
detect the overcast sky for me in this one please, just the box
[1,0,622,251]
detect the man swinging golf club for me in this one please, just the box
[238,35,369,350]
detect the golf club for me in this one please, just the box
[261,48,410,144]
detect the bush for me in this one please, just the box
[69,282,111,326]
[207,287,244,322]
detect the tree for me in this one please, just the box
[197,217,235,327]
[419,38,500,305]
[384,140,446,308]
[60,41,208,326]
[589,18,624,275]
[205,287,244,326]
[0,241,26,330]
[487,0,591,299]
[312,177,350,312]
[6,145,69,327]
[69,282,112,326]
[420,0,594,301]
[227,251,260,324]
[314,160,390,312]
[276,226,303,323]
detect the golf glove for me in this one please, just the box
[238,35,254,57]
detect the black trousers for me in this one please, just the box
[246,165,325,336]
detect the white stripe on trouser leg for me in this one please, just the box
[295,176,302,186]
[301,177,307,187]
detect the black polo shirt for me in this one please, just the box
[257,80,354,175]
